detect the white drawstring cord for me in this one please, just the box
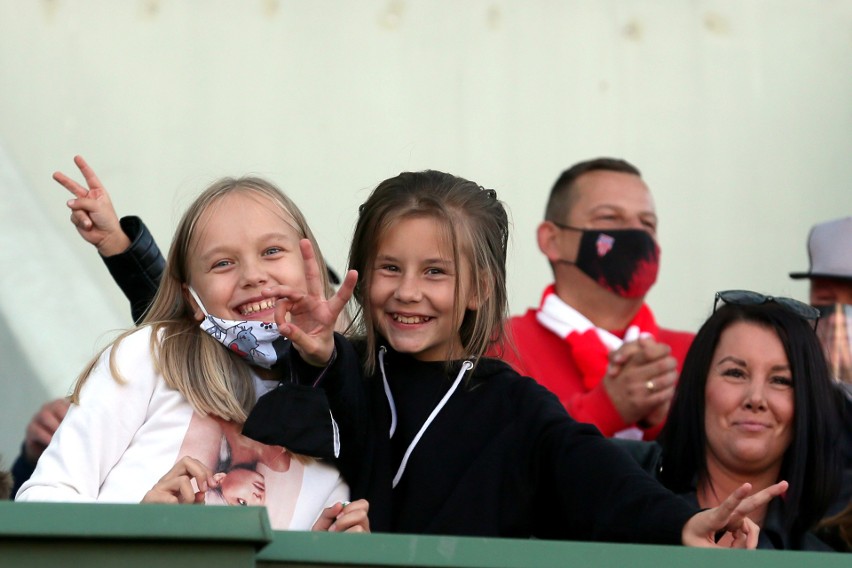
[378,347,398,437]
[380,354,474,488]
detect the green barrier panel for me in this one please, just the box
[3,502,846,567]
[256,530,849,568]
[0,501,272,568]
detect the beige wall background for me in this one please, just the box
[2,0,851,468]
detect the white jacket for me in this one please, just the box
[17,326,348,530]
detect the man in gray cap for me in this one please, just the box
[793,216,852,525]
[790,216,852,305]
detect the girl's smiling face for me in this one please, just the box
[369,216,477,361]
[187,191,308,322]
[703,321,795,478]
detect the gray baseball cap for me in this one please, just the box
[790,216,852,281]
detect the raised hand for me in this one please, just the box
[311,499,370,533]
[54,155,130,256]
[681,480,789,548]
[141,456,216,505]
[265,239,357,367]
[603,336,678,426]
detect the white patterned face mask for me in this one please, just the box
[188,287,289,369]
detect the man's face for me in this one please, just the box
[564,170,658,236]
[554,170,659,268]
[809,277,852,306]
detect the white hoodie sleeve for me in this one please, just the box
[16,328,159,502]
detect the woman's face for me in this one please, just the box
[704,321,795,478]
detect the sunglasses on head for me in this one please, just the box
[713,289,820,330]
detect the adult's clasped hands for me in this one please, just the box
[603,335,678,427]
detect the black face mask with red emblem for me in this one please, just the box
[556,226,660,299]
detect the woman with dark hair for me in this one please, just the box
[658,290,844,550]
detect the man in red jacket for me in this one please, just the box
[498,158,693,440]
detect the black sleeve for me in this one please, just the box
[303,335,370,498]
[101,216,165,323]
[250,334,371,498]
[9,444,36,500]
[527,383,697,544]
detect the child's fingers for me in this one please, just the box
[270,294,298,329]
[142,475,198,504]
[298,239,325,297]
[262,286,303,304]
[331,499,370,533]
[311,502,345,532]
[683,483,751,545]
[176,476,201,504]
[713,482,752,530]
[724,517,758,549]
[728,528,747,548]
[338,499,368,516]
[279,322,305,345]
[713,481,786,538]
[70,210,93,231]
[683,481,777,549]
[283,322,334,366]
[739,518,759,549]
[327,270,358,314]
[54,156,107,201]
[53,171,88,198]
[141,488,179,504]
[333,510,370,532]
[161,456,213,492]
[733,480,787,521]
[73,155,105,192]
[67,196,105,216]
[165,475,199,504]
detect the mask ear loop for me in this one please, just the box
[187,286,212,319]
[547,222,581,267]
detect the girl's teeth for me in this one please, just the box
[241,299,274,315]
[394,314,430,324]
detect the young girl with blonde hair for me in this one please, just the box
[18,168,367,532]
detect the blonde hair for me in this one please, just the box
[348,170,509,374]
[72,177,332,423]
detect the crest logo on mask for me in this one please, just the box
[596,234,615,257]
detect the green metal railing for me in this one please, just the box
[1,502,846,568]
